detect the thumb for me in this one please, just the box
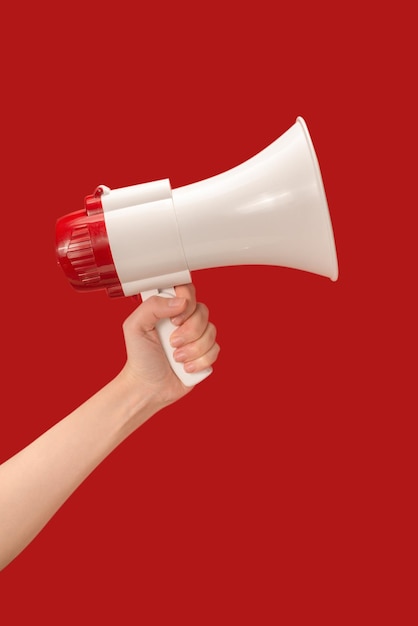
[127,295,187,335]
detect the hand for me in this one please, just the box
[119,284,220,408]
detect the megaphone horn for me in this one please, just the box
[56,116,339,386]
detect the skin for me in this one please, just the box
[0,284,220,571]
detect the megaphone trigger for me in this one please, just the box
[140,287,213,387]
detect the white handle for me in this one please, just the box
[140,287,213,387]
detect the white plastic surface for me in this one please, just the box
[140,287,213,387]
[171,116,338,282]
[100,179,191,295]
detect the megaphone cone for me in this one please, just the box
[171,116,338,282]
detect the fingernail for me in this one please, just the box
[170,335,184,347]
[170,315,184,326]
[173,349,186,361]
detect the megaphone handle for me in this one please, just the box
[140,287,213,387]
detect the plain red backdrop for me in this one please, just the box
[1,1,416,624]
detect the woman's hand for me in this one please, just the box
[119,284,220,408]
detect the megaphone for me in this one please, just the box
[56,116,338,386]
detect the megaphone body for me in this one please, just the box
[56,117,338,386]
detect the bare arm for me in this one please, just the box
[0,285,219,570]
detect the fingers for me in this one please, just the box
[170,300,220,373]
[169,284,197,327]
[122,283,220,376]
[125,284,196,334]
[170,301,209,347]
[123,293,188,336]
[172,320,220,373]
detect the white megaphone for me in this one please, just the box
[56,116,338,386]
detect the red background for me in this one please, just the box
[1,1,416,623]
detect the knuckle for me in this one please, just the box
[196,302,209,320]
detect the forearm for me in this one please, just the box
[0,374,157,570]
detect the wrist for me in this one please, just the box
[101,372,161,439]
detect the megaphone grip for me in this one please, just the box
[140,287,213,387]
